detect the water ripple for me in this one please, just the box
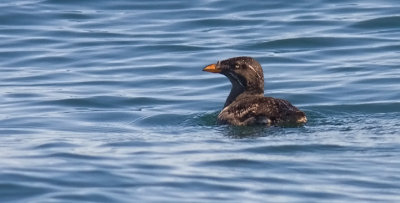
[1,0,400,202]
[352,16,400,29]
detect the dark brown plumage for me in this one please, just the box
[203,56,307,126]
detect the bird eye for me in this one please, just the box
[235,64,240,69]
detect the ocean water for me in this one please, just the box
[1,0,400,202]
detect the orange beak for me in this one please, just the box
[203,64,221,73]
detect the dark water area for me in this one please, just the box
[1,0,400,202]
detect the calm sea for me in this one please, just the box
[1,0,400,202]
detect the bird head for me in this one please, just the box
[203,56,264,94]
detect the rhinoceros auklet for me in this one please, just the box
[203,56,307,126]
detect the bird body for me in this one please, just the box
[203,56,307,126]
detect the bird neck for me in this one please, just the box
[224,84,264,107]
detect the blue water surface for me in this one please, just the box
[1,0,400,202]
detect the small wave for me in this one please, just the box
[33,142,78,150]
[351,16,400,29]
[247,37,376,50]
[305,102,400,114]
[35,96,186,109]
[0,182,53,202]
[196,158,266,168]
[244,144,346,154]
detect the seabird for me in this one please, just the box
[203,56,307,126]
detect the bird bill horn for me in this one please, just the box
[203,64,221,73]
